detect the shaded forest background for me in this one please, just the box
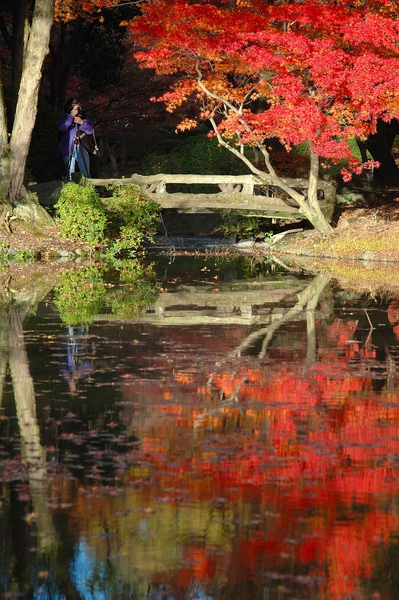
[0,0,250,186]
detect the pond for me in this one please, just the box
[1,251,399,600]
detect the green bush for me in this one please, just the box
[140,133,246,177]
[55,182,160,256]
[55,182,107,246]
[104,183,160,255]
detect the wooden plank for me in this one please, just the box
[88,173,335,191]
[143,193,332,219]
[149,192,300,212]
[89,173,266,186]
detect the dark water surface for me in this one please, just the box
[1,253,399,600]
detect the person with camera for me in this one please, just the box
[57,97,94,180]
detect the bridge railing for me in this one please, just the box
[87,173,336,220]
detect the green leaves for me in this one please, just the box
[55,182,160,257]
[104,184,161,256]
[55,182,107,246]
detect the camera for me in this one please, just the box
[76,107,86,119]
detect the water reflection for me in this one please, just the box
[61,325,95,393]
[230,271,332,360]
[2,257,399,599]
[0,271,57,597]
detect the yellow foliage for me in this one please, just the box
[176,119,200,132]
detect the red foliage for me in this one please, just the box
[117,313,399,599]
[130,0,399,176]
[54,0,121,22]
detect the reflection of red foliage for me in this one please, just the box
[104,315,399,598]
[132,392,399,598]
[174,546,216,587]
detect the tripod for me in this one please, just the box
[65,125,91,180]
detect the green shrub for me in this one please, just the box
[55,182,107,246]
[140,134,246,176]
[139,153,181,176]
[104,184,160,255]
[55,182,160,256]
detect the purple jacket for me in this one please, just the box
[57,113,94,156]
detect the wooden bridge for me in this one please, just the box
[88,173,336,221]
[29,172,335,221]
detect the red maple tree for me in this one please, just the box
[130,0,399,234]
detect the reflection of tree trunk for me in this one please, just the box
[9,308,45,477]
[305,275,330,362]
[0,270,61,568]
[0,262,79,594]
[231,272,331,358]
[198,273,332,432]
[9,306,56,553]
[0,308,9,408]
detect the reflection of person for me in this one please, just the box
[61,325,94,393]
[57,97,94,180]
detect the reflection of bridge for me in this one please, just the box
[137,279,321,326]
[88,173,335,221]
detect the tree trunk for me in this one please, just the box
[9,0,54,202]
[11,0,31,124]
[0,66,8,157]
[302,151,333,235]
[206,112,335,234]
[0,86,11,229]
[0,0,56,232]
[49,20,94,113]
[364,118,399,184]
